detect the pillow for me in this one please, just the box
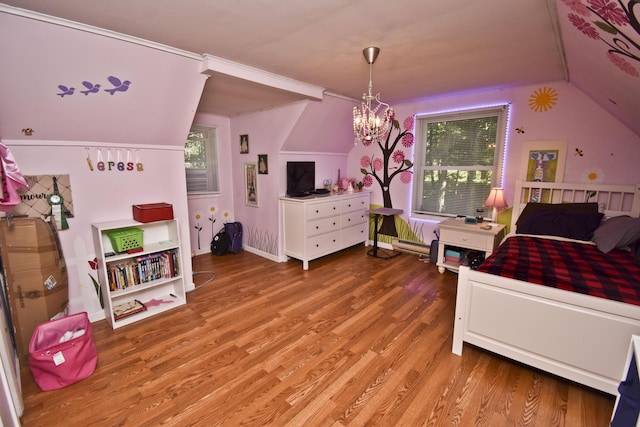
[516,210,604,240]
[592,216,640,253]
[516,202,599,227]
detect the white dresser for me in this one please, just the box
[280,192,370,269]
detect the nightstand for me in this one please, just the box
[436,218,506,273]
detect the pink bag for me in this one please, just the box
[28,312,98,391]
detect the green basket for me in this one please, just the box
[107,227,143,253]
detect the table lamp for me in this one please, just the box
[484,187,507,224]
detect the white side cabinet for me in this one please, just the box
[281,192,370,270]
[92,219,186,328]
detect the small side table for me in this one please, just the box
[437,218,505,273]
[365,208,403,259]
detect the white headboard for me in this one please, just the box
[511,180,640,233]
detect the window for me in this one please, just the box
[412,105,508,218]
[185,126,220,194]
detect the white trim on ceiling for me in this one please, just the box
[0,4,202,60]
[201,54,325,100]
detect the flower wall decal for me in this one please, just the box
[581,167,605,183]
[562,0,640,77]
[88,257,104,309]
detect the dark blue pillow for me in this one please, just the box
[516,210,604,241]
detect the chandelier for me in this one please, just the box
[353,47,394,145]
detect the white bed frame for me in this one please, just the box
[452,180,640,395]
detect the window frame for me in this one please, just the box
[185,125,220,195]
[411,105,509,220]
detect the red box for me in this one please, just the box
[132,203,174,223]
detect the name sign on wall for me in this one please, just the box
[86,148,144,172]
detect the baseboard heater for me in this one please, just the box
[392,239,430,256]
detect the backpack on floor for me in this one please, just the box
[224,222,243,253]
[211,228,231,256]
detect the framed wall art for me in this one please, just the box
[244,162,258,207]
[258,154,268,174]
[520,140,567,202]
[240,134,249,154]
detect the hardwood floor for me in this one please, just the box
[19,245,615,426]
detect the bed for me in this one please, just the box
[452,180,640,395]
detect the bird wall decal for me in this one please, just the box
[80,81,101,95]
[104,76,131,95]
[57,85,75,97]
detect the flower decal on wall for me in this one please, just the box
[194,212,203,249]
[528,86,559,112]
[581,167,605,183]
[360,115,414,236]
[88,258,104,309]
[209,206,217,240]
[562,0,640,77]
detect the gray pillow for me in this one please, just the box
[592,216,640,253]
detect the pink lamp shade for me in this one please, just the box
[484,187,507,223]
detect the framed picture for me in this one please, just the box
[257,154,268,174]
[240,134,249,154]
[521,140,567,202]
[244,162,258,207]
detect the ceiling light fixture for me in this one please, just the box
[353,47,394,145]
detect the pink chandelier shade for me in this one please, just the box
[484,187,507,223]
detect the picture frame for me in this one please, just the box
[257,154,268,174]
[521,140,567,202]
[244,162,258,207]
[240,134,249,154]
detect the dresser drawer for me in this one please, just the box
[306,231,341,256]
[306,216,340,237]
[341,222,368,247]
[441,229,489,249]
[306,202,340,220]
[341,210,367,228]
[341,196,368,213]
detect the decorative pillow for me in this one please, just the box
[516,202,599,227]
[516,210,604,240]
[592,216,640,253]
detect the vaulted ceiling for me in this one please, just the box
[2,0,639,137]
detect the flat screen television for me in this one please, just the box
[286,161,315,197]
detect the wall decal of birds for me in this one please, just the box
[80,81,101,95]
[104,76,131,95]
[57,85,75,97]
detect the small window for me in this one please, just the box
[412,105,508,218]
[185,126,219,194]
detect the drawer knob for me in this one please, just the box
[316,226,319,230]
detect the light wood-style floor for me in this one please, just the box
[19,245,615,426]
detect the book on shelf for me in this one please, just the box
[106,248,180,291]
[113,299,147,321]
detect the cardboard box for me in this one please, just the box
[0,218,69,362]
[132,203,174,223]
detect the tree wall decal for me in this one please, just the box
[360,115,415,237]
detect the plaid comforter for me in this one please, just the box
[477,235,640,306]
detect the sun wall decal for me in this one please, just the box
[528,86,559,112]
